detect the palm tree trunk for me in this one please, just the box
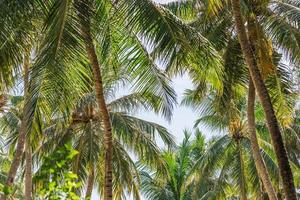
[76,1,113,199]
[237,139,247,200]
[24,143,32,200]
[246,16,278,200]
[231,1,297,199]
[85,166,95,199]
[24,51,32,200]
[84,32,113,200]
[248,81,277,200]
[1,113,27,200]
[1,52,31,200]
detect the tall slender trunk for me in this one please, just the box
[24,51,32,200]
[237,139,247,200]
[24,143,32,200]
[76,1,113,199]
[84,31,113,200]
[85,166,95,199]
[231,1,297,199]
[23,50,32,200]
[1,52,31,200]
[248,80,277,200]
[246,16,277,200]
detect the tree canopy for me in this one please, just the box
[0,0,299,200]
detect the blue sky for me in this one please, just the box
[136,74,199,144]
[135,0,203,144]
[135,0,201,144]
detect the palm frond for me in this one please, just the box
[118,33,177,120]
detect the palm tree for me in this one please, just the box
[19,63,174,199]
[0,154,24,199]
[188,95,284,199]
[0,94,59,199]
[139,127,281,199]
[76,2,114,198]
[0,50,89,200]
[0,2,34,196]
[183,62,298,199]
[140,130,211,200]
[0,71,174,199]
[182,61,300,198]
[34,91,175,199]
[3,1,299,199]
[247,79,277,200]
[179,24,278,198]
[230,1,297,198]
[282,110,300,170]
[0,2,91,199]
[255,108,300,197]
[21,49,31,200]
[195,131,280,199]
[29,0,216,199]
[0,97,30,200]
[0,0,219,199]
[1,53,32,200]
[164,0,299,198]
[181,45,298,197]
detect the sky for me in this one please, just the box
[137,75,199,144]
[130,0,202,144]
[92,0,199,199]
[135,0,199,145]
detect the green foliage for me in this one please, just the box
[2,185,13,196]
[34,143,81,200]
[0,0,300,199]
[140,130,212,200]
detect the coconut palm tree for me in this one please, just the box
[140,129,213,200]
[183,59,297,199]
[0,154,24,199]
[0,91,75,199]
[282,110,300,170]
[164,0,299,198]
[191,98,280,199]
[179,24,278,198]
[139,127,280,199]
[183,66,299,199]
[1,65,175,199]
[255,108,300,197]
[33,90,175,199]
[0,52,89,200]
[0,3,92,200]
[1,1,219,199]
[230,1,297,198]
[0,96,32,200]
[0,3,35,197]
